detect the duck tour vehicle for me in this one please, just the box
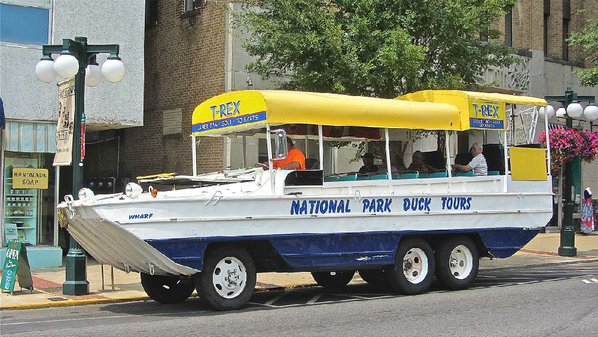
[58,90,553,310]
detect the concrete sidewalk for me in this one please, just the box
[1,232,597,310]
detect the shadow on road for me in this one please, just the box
[99,261,597,315]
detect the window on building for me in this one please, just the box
[562,0,570,61]
[146,0,158,28]
[504,8,513,47]
[184,0,205,12]
[543,0,550,55]
[0,2,50,45]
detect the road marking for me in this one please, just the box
[582,278,598,284]
[306,294,322,304]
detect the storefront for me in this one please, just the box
[1,120,62,269]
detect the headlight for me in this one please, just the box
[78,188,95,201]
[125,183,143,199]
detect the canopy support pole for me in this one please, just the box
[384,129,392,180]
[445,131,452,178]
[192,135,197,176]
[318,125,324,171]
[543,107,551,177]
[503,131,508,192]
[266,125,275,192]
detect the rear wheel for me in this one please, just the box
[311,271,355,288]
[140,273,195,304]
[195,246,256,311]
[435,236,479,290]
[386,238,435,295]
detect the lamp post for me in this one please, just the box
[544,89,596,257]
[35,37,125,295]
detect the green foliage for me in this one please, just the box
[235,0,516,98]
[569,19,598,87]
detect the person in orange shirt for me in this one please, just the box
[272,137,306,170]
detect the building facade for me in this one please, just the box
[0,0,145,268]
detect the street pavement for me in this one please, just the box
[1,231,596,310]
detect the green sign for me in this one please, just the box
[1,241,33,293]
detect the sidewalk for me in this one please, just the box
[1,232,597,310]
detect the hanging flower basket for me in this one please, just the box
[537,128,598,169]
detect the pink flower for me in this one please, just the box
[537,128,598,169]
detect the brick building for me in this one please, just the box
[120,0,597,193]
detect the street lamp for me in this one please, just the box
[35,36,125,295]
[544,89,596,257]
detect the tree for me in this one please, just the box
[569,19,598,87]
[235,0,517,98]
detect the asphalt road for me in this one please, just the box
[2,261,597,337]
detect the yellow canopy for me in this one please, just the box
[192,90,461,136]
[399,90,547,131]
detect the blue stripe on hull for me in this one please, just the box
[145,228,541,272]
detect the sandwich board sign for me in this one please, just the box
[1,241,33,294]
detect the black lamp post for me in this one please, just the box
[35,37,125,295]
[545,89,596,257]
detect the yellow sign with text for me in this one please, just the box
[468,101,506,130]
[12,168,49,189]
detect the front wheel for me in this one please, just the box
[312,271,355,289]
[140,273,195,304]
[386,238,435,295]
[435,236,479,290]
[195,246,256,311]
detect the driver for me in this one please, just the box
[272,137,306,170]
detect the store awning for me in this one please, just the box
[4,120,56,153]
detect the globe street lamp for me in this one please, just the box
[544,89,596,257]
[36,37,125,295]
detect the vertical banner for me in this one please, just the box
[54,79,75,166]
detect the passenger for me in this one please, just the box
[359,152,379,174]
[453,143,487,176]
[380,154,398,173]
[394,155,407,172]
[407,151,435,173]
[272,137,306,170]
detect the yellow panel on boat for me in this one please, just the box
[509,147,548,181]
[191,90,461,136]
[398,90,547,131]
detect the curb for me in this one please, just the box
[1,295,150,311]
[479,256,598,271]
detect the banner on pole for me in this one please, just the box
[54,79,75,166]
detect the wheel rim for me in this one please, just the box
[449,244,474,280]
[402,248,428,284]
[212,256,247,299]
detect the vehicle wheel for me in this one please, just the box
[311,271,355,288]
[435,236,479,290]
[195,246,256,311]
[386,238,435,295]
[140,273,195,304]
[358,269,388,287]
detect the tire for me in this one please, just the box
[358,269,389,287]
[311,271,355,288]
[140,273,195,304]
[435,236,479,290]
[195,246,256,311]
[386,238,435,295]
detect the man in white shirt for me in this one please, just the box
[453,143,488,176]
